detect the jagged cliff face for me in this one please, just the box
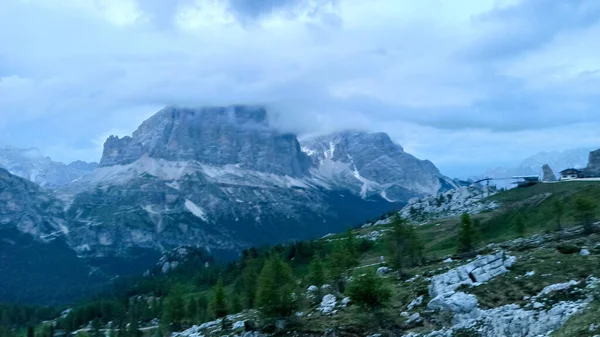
[0,168,67,239]
[99,106,311,177]
[62,107,415,257]
[301,131,456,201]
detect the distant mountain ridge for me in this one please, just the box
[0,146,96,187]
[477,148,594,186]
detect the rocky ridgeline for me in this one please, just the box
[400,185,499,223]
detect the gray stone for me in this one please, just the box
[427,291,479,314]
[542,164,557,181]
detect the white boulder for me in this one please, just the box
[318,294,337,314]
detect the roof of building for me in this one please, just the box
[559,168,583,174]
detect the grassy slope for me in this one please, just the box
[303,181,600,335]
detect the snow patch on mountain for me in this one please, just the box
[184,199,209,222]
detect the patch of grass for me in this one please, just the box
[552,300,600,337]
[465,246,600,309]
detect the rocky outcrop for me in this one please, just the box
[400,185,498,223]
[0,147,88,187]
[542,164,557,181]
[429,251,516,298]
[585,148,600,177]
[301,131,457,201]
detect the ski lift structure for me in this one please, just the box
[474,176,540,189]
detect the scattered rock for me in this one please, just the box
[406,313,423,325]
[525,271,535,277]
[377,266,392,275]
[318,294,337,315]
[580,248,591,256]
[307,285,319,292]
[428,291,479,314]
[341,297,351,307]
[407,296,424,310]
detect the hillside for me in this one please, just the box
[4,180,600,337]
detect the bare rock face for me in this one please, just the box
[585,148,600,177]
[542,164,557,181]
[99,106,311,177]
[301,131,456,201]
[0,168,66,238]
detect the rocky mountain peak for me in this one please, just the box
[301,130,454,201]
[99,105,310,177]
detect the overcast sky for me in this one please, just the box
[1,0,600,177]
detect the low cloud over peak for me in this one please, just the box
[1,0,600,177]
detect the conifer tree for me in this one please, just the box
[161,285,185,332]
[211,278,228,319]
[26,327,34,337]
[240,258,260,309]
[256,255,296,318]
[457,213,479,256]
[346,272,391,309]
[387,217,424,273]
[91,318,102,337]
[307,254,326,286]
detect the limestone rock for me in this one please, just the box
[585,148,600,177]
[542,164,557,181]
[429,251,516,297]
[318,294,337,314]
[427,291,479,314]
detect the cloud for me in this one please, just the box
[1,0,600,176]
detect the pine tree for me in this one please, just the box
[186,299,198,322]
[514,213,526,237]
[26,327,34,337]
[256,255,296,318]
[211,278,228,319]
[307,254,326,287]
[346,272,391,309]
[240,258,260,309]
[387,218,424,274]
[161,285,185,332]
[91,317,102,337]
[127,320,142,337]
[343,229,358,265]
[457,213,479,256]
[231,294,243,314]
[575,198,597,234]
[552,199,565,232]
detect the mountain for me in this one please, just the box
[478,148,594,187]
[68,160,98,172]
[0,168,108,304]
[59,106,451,259]
[0,147,91,187]
[300,131,457,201]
